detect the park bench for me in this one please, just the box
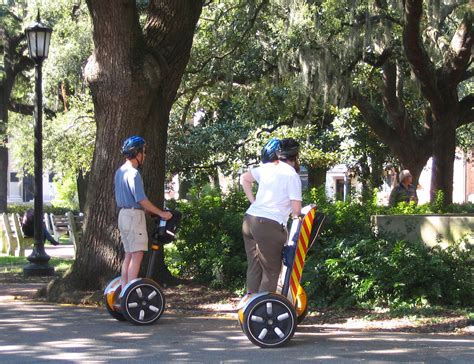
[0,212,33,257]
[0,211,83,257]
[49,213,70,242]
[66,211,84,252]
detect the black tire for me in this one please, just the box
[120,278,165,325]
[242,293,297,348]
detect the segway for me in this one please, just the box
[104,210,181,325]
[237,205,325,347]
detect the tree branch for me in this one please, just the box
[9,100,56,119]
[350,89,398,144]
[184,117,295,172]
[402,0,441,105]
[439,1,469,27]
[444,10,473,86]
[185,0,269,75]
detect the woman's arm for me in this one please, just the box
[240,171,256,203]
[290,200,302,217]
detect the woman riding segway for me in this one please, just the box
[238,138,325,347]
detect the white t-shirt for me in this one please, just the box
[246,161,302,225]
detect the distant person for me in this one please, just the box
[21,208,59,246]
[389,169,418,206]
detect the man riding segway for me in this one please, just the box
[104,136,175,325]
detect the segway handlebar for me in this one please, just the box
[151,209,182,245]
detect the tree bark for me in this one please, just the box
[48,0,202,294]
[0,84,9,213]
[76,170,89,212]
[403,0,473,204]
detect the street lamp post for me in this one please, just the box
[23,12,54,277]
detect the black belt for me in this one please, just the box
[120,207,143,210]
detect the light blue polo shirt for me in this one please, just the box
[114,163,147,209]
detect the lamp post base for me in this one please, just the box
[23,263,55,277]
[23,244,55,277]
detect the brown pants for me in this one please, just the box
[242,214,287,293]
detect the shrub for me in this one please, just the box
[167,187,247,290]
[304,235,473,308]
[168,186,473,307]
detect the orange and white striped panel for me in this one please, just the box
[289,207,316,301]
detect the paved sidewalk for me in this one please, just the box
[25,244,75,259]
[0,282,473,363]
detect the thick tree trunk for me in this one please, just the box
[430,113,457,204]
[47,0,202,294]
[350,91,431,186]
[76,170,89,212]
[403,0,473,205]
[0,86,9,213]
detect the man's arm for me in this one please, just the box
[139,199,172,220]
[240,171,256,203]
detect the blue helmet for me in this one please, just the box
[261,138,281,163]
[121,136,145,158]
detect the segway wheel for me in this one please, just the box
[104,277,126,322]
[242,293,297,348]
[120,278,165,325]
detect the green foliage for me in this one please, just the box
[0,256,73,273]
[303,187,474,308]
[306,235,473,308]
[6,0,94,208]
[167,187,248,290]
[51,170,79,210]
[167,185,473,308]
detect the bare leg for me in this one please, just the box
[127,251,144,282]
[121,252,132,288]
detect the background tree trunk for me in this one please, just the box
[403,0,473,205]
[0,85,9,213]
[307,166,327,190]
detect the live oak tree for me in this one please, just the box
[276,0,473,203]
[403,0,473,203]
[5,1,94,212]
[0,4,34,212]
[168,0,343,191]
[49,0,203,294]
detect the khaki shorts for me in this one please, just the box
[118,209,148,253]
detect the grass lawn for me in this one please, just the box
[0,255,73,274]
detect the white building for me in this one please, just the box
[7,152,56,204]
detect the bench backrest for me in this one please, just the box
[0,212,33,257]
